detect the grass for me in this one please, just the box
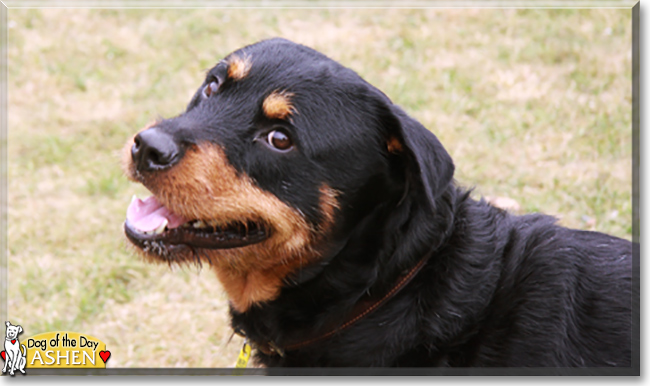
[6,8,632,367]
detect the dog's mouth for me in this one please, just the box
[124,195,270,250]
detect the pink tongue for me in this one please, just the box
[126,196,188,232]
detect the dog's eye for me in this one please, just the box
[266,130,293,152]
[202,81,219,98]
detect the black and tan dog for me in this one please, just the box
[122,38,633,367]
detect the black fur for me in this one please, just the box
[161,38,633,367]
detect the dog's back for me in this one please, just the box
[426,198,633,366]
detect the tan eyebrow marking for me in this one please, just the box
[227,54,252,81]
[262,90,296,120]
[387,136,403,154]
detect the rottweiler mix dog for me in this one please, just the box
[122,38,633,367]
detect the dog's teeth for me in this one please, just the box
[193,220,206,228]
[131,194,138,205]
[153,219,168,235]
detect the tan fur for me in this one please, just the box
[262,90,296,120]
[387,136,403,154]
[227,54,252,81]
[317,185,340,232]
[123,142,339,312]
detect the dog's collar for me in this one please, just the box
[238,251,432,357]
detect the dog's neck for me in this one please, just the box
[229,186,461,346]
[242,248,435,356]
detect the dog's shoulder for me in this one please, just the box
[441,198,633,366]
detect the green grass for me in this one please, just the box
[7,8,632,367]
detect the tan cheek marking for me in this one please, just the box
[131,144,341,312]
[227,54,252,81]
[387,136,403,154]
[214,185,339,312]
[136,143,335,312]
[262,91,296,120]
[317,184,340,233]
[145,144,310,245]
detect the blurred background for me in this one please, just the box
[6,8,632,367]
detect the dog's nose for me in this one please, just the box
[132,127,181,172]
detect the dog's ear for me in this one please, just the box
[17,326,22,334]
[5,321,9,327]
[382,104,454,211]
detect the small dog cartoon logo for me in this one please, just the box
[1,321,27,376]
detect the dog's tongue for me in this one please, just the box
[126,196,188,232]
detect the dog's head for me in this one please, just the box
[122,38,454,312]
[5,321,22,340]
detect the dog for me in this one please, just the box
[122,38,633,367]
[3,322,26,375]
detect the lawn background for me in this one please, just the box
[6,7,632,368]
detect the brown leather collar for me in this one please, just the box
[242,252,432,357]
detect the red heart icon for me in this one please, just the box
[99,350,111,363]
[11,340,15,344]
[1,351,5,361]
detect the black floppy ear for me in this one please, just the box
[383,104,454,211]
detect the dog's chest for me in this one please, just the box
[4,341,18,350]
